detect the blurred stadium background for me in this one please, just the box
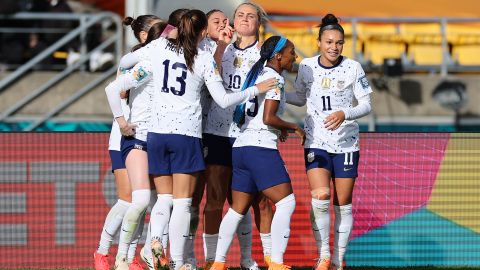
[0,0,479,269]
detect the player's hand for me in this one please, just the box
[120,90,129,99]
[294,126,306,145]
[255,78,278,94]
[218,19,235,45]
[119,122,137,137]
[324,110,345,131]
[279,129,289,142]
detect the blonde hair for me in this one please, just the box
[234,2,268,26]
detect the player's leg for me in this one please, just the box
[330,151,359,270]
[116,147,151,269]
[184,172,206,268]
[305,149,334,270]
[211,190,255,270]
[203,164,231,265]
[94,158,131,270]
[252,193,273,266]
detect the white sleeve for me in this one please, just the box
[105,62,153,117]
[118,52,141,70]
[206,81,258,109]
[286,92,306,106]
[290,63,307,106]
[342,94,372,120]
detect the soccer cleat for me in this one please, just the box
[129,258,145,270]
[267,262,291,270]
[140,247,154,270]
[204,260,214,270]
[185,258,198,270]
[151,238,169,269]
[264,256,271,267]
[313,257,331,270]
[240,259,260,270]
[209,261,227,270]
[328,261,346,270]
[114,257,129,270]
[94,252,110,270]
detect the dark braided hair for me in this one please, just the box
[318,13,344,40]
[233,36,288,125]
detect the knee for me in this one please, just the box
[132,189,151,211]
[311,187,331,200]
[204,198,224,212]
[256,196,272,212]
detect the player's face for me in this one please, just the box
[318,29,344,66]
[279,41,297,72]
[234,4,259,37]
[207,11,227,40]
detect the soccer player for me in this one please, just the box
[94,14,161,270]
[105,22,173,270]
[287,13,373,270]
[117,9,277,270]
[202,3,274,268]
[210,35,304,270]
[185,9,229,269]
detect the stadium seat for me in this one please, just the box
[452,45,480,65]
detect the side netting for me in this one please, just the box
[0,133,479,268]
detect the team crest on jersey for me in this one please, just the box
[359,75,370,89]
[337,80,345,89]
[133,67,148,82]
[307,151,315,163]
[321,77,331,89]
[233,57,243,68]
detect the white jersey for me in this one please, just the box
[234,67,285,150]
[134,38,255,138]
[108,100,130,151]
[198,37,218,54]
[198,37,217,132]
[204,41,260,138]
[111,61,154,142]
[294,56,373,153]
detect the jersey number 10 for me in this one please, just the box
[162,60,187,96]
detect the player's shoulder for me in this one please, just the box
[299,55,319,67]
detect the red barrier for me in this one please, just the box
[0,133,451,268]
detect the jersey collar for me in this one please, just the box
[317,55,343,69]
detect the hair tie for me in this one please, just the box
[161,24,176,38]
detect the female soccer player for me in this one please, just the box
[202,3,273,268]
[210,35,304,270]
[105,22,170,270]
[185,9,229,268]
[117,9,277,270]
[287,13,373,270]
[94,14,161,270]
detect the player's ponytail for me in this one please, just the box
[176,9,208,71]
[233,36,288,125]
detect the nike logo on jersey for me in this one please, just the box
[241,231,251,236]
[283,235,290,238]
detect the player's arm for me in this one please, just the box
[105,62,152,135]
[206,78,277,108]
[286,63,307,106]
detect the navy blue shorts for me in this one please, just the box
[120,136,147,162]
[109,150,125,172]
[203,133,236,167]
[304,148,360,178]
[147,133,205,175]
[232,146,290,193]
